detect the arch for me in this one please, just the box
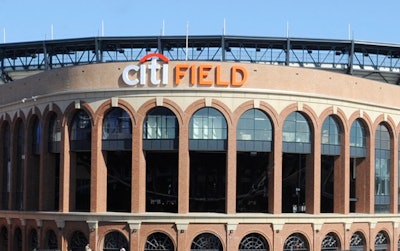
[283,233,309,251]
[68,230,88,251]
[103,230,129,251]
[45,229,58,250]
[374,230,389,251]
[184,98,233,128]
[375,122,391,213]
[0,226,7,250]
[144,232,175,251]
[279,103,319,133]
[0,122,11,210]
[102,107,133,151]
[12,119,25,210]
[321,232,341,250]
[349,231,366,250]
[319,107,348,134]
[236,108,273,151]
[282,111,312,153]
[238,232,269,250]
[13,227,22,251]
[28,228,38,251]
[190,232,223,250]
[233,100,279,130]
[137,98,185,128]
[94,99,137,128]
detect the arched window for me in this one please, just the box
[350,119,366,157]
[13,227,22,251]
[32,117,41,155]
[375,123,390,213]
[48,113,61,153]
[375,231,389,251]
[145,232,174,251]
[102,108,132,151]
[282,112,311,153]
[283,233,309,251]
[14,121,24,210]
[349,231,365,250]
[68,231,88,251]
[143,107,178,150]
[321,116,341,155]
[0,227,7,250]
[103,231,129,251]
[46,229,58,250]
[29,229,38,251]
[321,232,340,250]
[189,107,227,150]
[239,233,269,251]
[191,233,222,251]
[1,123,10,210]
[70,110,92,151]
[237,109,272,152]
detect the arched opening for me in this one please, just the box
[236,108,272,213]
[320,116,342,213]
[43,113,61,211]
[349,119,368,213]
[26,116,41,210]
[349,231,365,251]
[375,123,391,213]
[375,231,389,251]
[283,233,309,251]
[282,112,312,213]
[145,232,174,251]
[102,108,132,212]
[143,107,178,213]
[1,123,10,210]
[69,109,92,211]
[68,231,88,251]
[189,107,227,213]
[103,231,129,251]
[321,232,340,250]
[13,227,22,251]
[28,228,38,251]
[45,229,58,250]
[12,120,24,210]
[191,233,222,251]
[239,233,269,250]
[0,226,8,250]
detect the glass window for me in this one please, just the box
[375,123,390,213]
[49,114,61,143]
[189,108,227,140]
[70,110,91,141]
[32,117,41,155]
[375,124,390,150]
[143,107,178,139]
[350,119,366,147]
[321,116,340,145]
[237,109,272,141]
[283,112,310,143]
[103,108,132,140]
[283,233,309,251]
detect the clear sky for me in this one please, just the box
[1,0,399,44]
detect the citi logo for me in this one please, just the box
[122,53,169,86]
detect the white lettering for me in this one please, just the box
[122,65,140,86]
[122,55,169,86]
[148,58,161,85]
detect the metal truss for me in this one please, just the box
[1,36,400,84]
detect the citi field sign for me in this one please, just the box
[122,53,248,87]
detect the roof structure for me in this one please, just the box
[1,35,400,84]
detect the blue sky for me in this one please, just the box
[0,0,399,44]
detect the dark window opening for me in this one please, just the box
[282,153,306,213]
[73,152,91,212]
[106,151,131,212]
[236,152,269,213]
[146,151,178,213]
[321,155,335,213]
[190,152,226,213]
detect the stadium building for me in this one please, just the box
[1,35,400,250]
